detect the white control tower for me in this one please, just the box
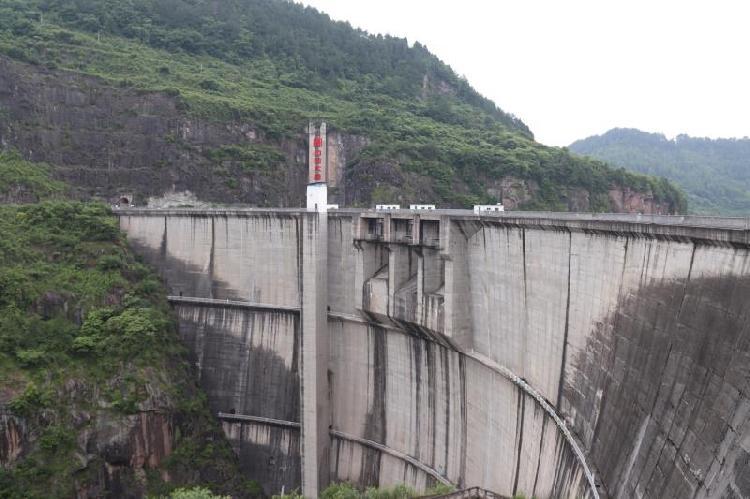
[306,121,328,212]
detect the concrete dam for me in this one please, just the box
[117,208,750,499]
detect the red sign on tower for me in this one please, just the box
[308,121,327,184]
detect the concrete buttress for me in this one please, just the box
[301,212,330,497]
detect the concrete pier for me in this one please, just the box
[300,212,330,497]
[118,208,750,499]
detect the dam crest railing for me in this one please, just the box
[115,206,750,230]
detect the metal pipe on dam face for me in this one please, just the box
[117,208,750,499]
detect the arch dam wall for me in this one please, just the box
[117,209,750,499]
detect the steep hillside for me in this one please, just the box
[0,155,259,498]
[0,0,685,213]
[0,150,67,203]
[570,128,750,215]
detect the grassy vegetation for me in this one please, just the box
[0,0,686,211]
[0,150,67,201]
[273,482,455,499]
[0,201,257,498]
[165,486,231,499]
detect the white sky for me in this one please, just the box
[298,0,750,146]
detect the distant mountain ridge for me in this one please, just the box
[570,128,750,215]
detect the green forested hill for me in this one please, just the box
[570,128,750,215]
[0,154,257,498]
[0,0,686,212]
[4,0,530,134]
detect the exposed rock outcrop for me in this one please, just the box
[485,176,539,210]
[0,55,309,207]
[0,56,376,208]
[608,187,672,214]
[0,414,25,466]
[0,184,42,204]
[0,372,244,498]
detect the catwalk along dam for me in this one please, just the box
[117,208,750,499]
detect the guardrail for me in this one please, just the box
[473,210,750,230]
[466,351,600,499]
[330,429,453,487]
[115,207,750,231]
[217,412,300,429]
[166,296,300,313]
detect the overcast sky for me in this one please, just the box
[298,0,750,146]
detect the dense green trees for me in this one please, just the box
[13,0,527,133]
[570,128,750,215]
[0,201,255,497]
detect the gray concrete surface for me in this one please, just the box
[118,209,750,499]
[301,212,330,497]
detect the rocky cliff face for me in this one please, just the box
[0,184,43,204]
[0,55,309,207]
[0,55,378,209]
[484,176,539,210]
[0,55,675,212]
[608,187,672,214]
[0,414,25,466]
[0,364,245,498]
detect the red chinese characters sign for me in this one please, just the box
[308,121,327,183]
